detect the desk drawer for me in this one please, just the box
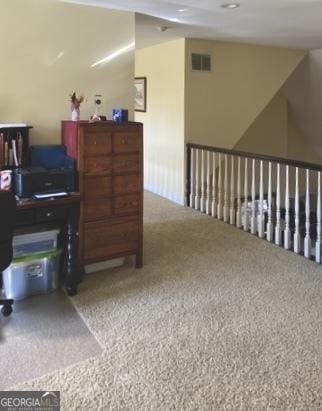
[84,218,138,260]
[36,206,68,223]
[16,210,35,226]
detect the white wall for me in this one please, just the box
[282,49,322,163]
[0,0,135,144]
[135,39,186,204]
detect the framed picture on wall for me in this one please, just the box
[134,77,147,112]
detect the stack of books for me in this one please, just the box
[0,124,27,168]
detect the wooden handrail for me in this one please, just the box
[186,141,322,263]
[187,143,322,172]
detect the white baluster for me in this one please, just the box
[293,167,301,254]
[275,163,282,245]
[258,160,264,238]
[243,158,249,231]
[206,151,211,215]
[236,157,242,228]
[223,154,229,222]
[230,156,236,225]
[189,148,195,208]
[304,169,311,258]
[316,171,321,263]
[266,162,273,242]
[211,152,217,217]
[200,150,205,213]
[284,165,291,249]
[217,153,222,219]
[251,159,256,234]
[194,149,200,210]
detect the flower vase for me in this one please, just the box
[71,107,80,121]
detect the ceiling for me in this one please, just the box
[59,0,322,50]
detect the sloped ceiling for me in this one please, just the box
[59,0,322,50]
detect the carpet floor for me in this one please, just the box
[10,191,322,410]
[0,289,102,389]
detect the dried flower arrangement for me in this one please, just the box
[70,92,84,109]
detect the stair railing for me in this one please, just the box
[186,143,322,263]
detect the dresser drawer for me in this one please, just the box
[113,175,141,195]
[113,133,140,153]
[84,218,139,260]
[84,156,112,175]
[113,195,139,216]
[84,132,112,156]
[113,154,140,174]
[83,198,112,222]
[83,176,112,199]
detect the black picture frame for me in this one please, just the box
[134,77,147,112]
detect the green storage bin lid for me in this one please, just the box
[12,248,63,263]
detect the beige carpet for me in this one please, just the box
[10,192,322,410]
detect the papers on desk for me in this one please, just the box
[0,123,27,128]
[33,191,68,199]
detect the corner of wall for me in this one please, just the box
[287,115,322,164]
[234,92,289,157]
[135,38,186,205]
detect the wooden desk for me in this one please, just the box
[16,193,82,296]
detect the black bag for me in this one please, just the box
[0,190,16,271]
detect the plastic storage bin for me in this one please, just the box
[3,249,62,300]
[13,229,59,257]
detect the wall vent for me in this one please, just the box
[191,53,212,72]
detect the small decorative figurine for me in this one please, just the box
[89,94,103,123]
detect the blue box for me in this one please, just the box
[112,109,128,123]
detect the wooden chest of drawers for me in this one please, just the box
[62,121,143,268]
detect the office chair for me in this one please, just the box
[0,190,16,316]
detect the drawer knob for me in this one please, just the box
[46,211,53,217]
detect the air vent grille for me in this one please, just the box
[191,53,212,72]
